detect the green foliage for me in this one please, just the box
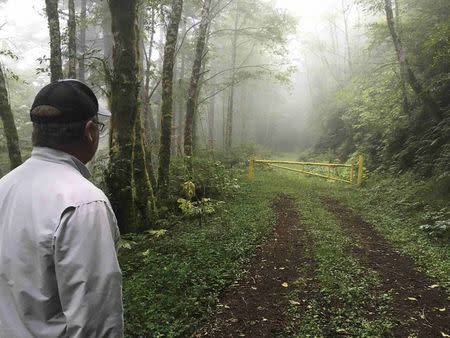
[119,175,275,337]
[177,197,222,218]
[312,0,450,176]
[120,166,449,337]
[419,208,450,239]
[169,156,241,201]
[327,171,450,290]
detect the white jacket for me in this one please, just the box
[0,147,123,338]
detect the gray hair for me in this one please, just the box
[31,105,87,148]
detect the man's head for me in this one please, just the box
[30,79,109,164]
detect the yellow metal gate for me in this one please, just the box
[248,155,364,185]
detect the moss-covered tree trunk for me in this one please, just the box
[133,114,157,230]
[78,0,87,82]
[68,0,77,78]
[141,6,157,145]
[384,0,442,121]
[176,19,187,155]
[107,0,140,233]
[0,65,22,170]
[157,0,184,201]
[184,0,212,156]
[45,0,63,81]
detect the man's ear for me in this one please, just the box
[84,120,96,142]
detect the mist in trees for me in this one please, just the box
[0,0,449,231]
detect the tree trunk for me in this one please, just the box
[45,0,63,81]
[176,18,187,154]
[384,0,442,121]
[225,0,239,151]
[78,0,87,82]
[184,0,212,156]
[157,0,183,201]
[68,0,77,78]
[133,114,157,230]
[0,65,22,170]
[240,87,247,145]
[341,0,352,73]
[102,0,114,64]
[394,0,409,116]
[207,88,215,151]
[107,0,140,233]
[141,6,157,145]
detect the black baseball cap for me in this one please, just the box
[30,79,111,123]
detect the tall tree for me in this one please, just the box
[207,87,215,151]
[184,0,212,156]
[133,115,157,229]
[141,5,157,145]
[157,0,184,201]
[384,0,442,121]
[107,0,140,233]
[78,0,87,81]
[175,18,187,154]
[45,0,63,81]
[394,0,409,116]
[0,65,22,170]
[224,0,239,150]
[68,0,77,78]
[341,0,352,73]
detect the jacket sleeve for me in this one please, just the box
[53,201,123,338]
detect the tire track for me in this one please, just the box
[322,196,450,337]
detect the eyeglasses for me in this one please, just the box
[92,120,106,133]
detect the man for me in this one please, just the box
[0,80,123,338]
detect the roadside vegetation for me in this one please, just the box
[112,157,449,337]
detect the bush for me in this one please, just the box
[169,156,240,202]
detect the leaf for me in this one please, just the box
[147,229,168,238]
[281,282,289,288]
[407,297,417,301]
[142,249,150,257]
[429,284,440,289]
[289,300,301,305]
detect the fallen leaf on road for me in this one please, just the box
[282,282,289,288]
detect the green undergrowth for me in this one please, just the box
[119,164,449,337]
[119,173,276,337]
[267,168,450,292]
[325,172,450,291]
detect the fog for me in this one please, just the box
[0,0,374,156]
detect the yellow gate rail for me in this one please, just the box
[248,155,364,185]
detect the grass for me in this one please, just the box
[257,172,394,337]
[120,165,449,337]
[119,173,276,337]
[326,173,450,291]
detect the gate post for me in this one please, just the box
[357,155,364,186]
[248,155,255,179]
[350,162,354,183]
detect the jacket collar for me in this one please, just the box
[31,147,91,179]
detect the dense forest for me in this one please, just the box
[0,0,449,336]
